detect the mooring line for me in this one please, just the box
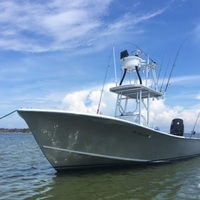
[0,109,18,120]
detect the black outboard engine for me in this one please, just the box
[170,118,184,136]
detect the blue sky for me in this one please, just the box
[0,0,200,132]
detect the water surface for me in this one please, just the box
[0,133,200,200]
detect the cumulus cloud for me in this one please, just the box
[61,82,200,132]
[149,99,200,132]
[61,83,116,115]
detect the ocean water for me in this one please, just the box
[0,133,200,200]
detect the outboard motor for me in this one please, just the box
[170,118,184,136]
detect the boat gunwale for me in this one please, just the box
[17,108,200,140]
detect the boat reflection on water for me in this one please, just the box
[30,157,200,200]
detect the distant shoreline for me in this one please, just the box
[0,128,31,133]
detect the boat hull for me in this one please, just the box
[18,109,200,171]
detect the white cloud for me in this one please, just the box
[170,75,200,85]
[0,0,168,52]
[0,0,112,52]
[61,83,116,115]
[61,82,200,132]
[197,94,200,100]
[103,7,167,37]
[3,78,199,131]
[149,99,200,132]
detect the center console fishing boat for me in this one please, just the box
[18,49,200,171]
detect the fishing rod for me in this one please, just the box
[151,54,164,88]
[113,45,118,86]
[96,64,110,114]
[164,40,186,93]
[160,59,170,92]
[190,112,200,138]
[96,48,113,114]
[157,55,165,86]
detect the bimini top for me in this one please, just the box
[110,84,163,99]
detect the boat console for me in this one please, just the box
[110,49,163,126]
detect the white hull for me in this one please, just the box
[18,109,200,171]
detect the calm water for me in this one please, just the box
[0,133,200,200]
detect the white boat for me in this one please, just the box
[18,49,200,171]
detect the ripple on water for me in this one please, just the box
[0,133,55,200]
[1,133,200,200]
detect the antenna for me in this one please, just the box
[129,42,157,64]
